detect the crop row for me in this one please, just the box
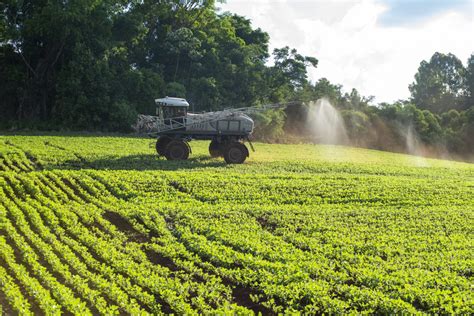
[2,136,473,176]
[1,135,473,314]
[1,168,472,314]
[0,149,36,173]
[0,172,252,314]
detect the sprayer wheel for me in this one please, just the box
[156,136,172,156]
[164,140,190,160]
[209,140,223,157]
[223,142,248,164]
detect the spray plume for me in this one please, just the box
[403,125,429,166]
[306,98,348,145]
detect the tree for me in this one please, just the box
[0,0,318,132]
[1,0,78,121]
[0,0,168,130]
[271,46,318,91]
[293,78,343,105]
[165,27,202,81]
[251,109,286,142]
[341,88,374,110]
[341,110,370,145]
[409,52,467,113]
[465,54,474,107]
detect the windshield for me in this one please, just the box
[161,106,186,119]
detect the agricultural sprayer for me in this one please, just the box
[135,97,296,164]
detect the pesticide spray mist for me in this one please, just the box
[405,125,422,156]
[306,98,348,145]
[403,125,429,167]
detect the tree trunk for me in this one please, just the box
[174,53,181,81]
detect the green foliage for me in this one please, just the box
[251,109,286,142]
[341,88,374,110]
[293,78,343,105]
[0,135,473,314]
[409,52,467,113]
[0,0,295,128]
[166,81,187,99]
[376,103,442,145]
[341,110,370,142]
[465,54,474,106]
[272,46,318,90]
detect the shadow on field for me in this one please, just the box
[0,131,146,138]
[46,154,227,171]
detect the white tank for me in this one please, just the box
[185,112,254,134]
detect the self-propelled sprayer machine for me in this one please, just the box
[142,97,296,164]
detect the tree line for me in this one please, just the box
[283,52,474,158]
[1,1,473,157]
[1,0,314,129]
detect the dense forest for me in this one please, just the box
[1,1,473,158]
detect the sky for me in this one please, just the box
[217,0,474,103]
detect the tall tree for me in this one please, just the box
[271,46,318,91]
[409,52,467,113]
[0,0,166,129]
[465,54,474,107]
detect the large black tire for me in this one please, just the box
[156,136,172,156]
[223,142,248,164]
[209,140,223,158]
[165,140,190,160]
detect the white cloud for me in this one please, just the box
[218,0,474,103]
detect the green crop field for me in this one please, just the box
[0,135,473,315]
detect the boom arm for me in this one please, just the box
[223,101,299,114]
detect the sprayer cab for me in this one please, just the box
[155,97,189,119]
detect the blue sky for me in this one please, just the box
[219,0,474,103]
[379,0,473,25]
